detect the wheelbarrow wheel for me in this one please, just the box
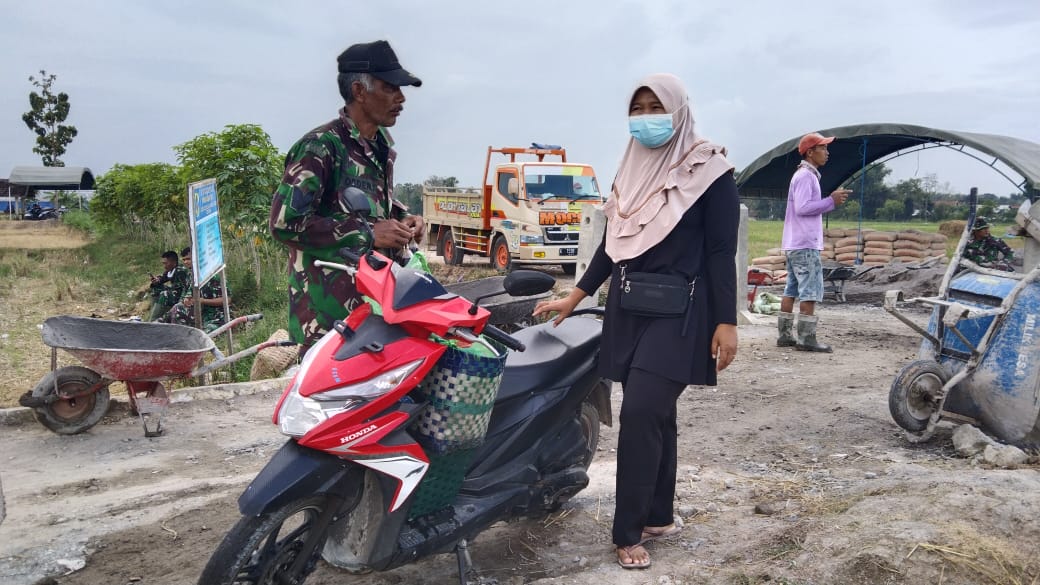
[30,366,110,435]
[889,360,947,433]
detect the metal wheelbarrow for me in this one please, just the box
[822,263,857,302]
[20,314,296,437]
[884,199,1040,448]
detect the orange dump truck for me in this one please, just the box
[422,145,603,274]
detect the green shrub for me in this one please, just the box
[61,209,96,234]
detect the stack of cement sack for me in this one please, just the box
[749,229,948,276]
[824,228,948,266]
[749,247,787,273]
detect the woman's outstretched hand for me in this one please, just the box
[533,289,587,327]
[712,324,737,372]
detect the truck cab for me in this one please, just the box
[424,145,603,274]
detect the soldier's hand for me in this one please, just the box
[372,219,414,249]
[831,189,852,205]
[402,215,425,245]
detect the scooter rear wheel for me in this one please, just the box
[889,360,947,433]
[578,400,601,469]
[197,494,333,585]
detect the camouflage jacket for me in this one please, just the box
[269,109,410,348]
[192,275,229,326]
[159,275,229,331]
[150,265,190,305]
[964,235,1014,266]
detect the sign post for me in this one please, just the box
[187,179,231,348]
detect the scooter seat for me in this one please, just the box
[495,317,601,402]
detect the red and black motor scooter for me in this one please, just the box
[199,188,610,585]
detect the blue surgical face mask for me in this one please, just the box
[628,113,674,148]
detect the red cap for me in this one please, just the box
[797,132,835,156]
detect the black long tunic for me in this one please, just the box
[576,173,739,386]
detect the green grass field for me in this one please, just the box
[745,220,1022,262]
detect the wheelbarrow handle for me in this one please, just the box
[207,314,264,339]
[191,338,299,377]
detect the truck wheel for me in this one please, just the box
[438,230,464,265]
[561,264,577,276]
[491,236,512,272]
[889,360,946,433]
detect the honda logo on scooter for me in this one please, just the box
[340,424,378,445]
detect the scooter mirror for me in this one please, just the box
[341,187,372,216]
[503,270,555,297]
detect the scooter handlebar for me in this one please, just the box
[482,324,526,352]
[337,247,361,264]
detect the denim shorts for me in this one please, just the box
[783,249,824,302]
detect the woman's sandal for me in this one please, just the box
[638,524,682,545]
[616,544,651,569]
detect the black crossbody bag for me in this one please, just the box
[618,264,697,330]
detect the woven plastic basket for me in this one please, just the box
[405,338,505,519]
[249,329,298,381]
[409,339,506,456]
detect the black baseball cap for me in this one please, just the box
[337,40,422,87]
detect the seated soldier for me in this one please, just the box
[963,218,1015,271]
[156,246,231,331]
[148,250,190,321]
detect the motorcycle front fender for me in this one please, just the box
[238,439,361,517]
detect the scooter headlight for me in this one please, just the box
[277,360,424,438]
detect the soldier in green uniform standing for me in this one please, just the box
[269,40,425,352]
[148,250,190,321]
[157,247,230,331]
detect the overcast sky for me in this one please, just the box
[2,0,1038,197]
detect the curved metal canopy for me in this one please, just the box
[736,123,1040,200]
[8,166,95,190]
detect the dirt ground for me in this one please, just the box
[2,225,1039,585]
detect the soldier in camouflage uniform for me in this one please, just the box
[964,217,1015,271]
[157,247,230,331]
[270,40,425,351]
[149,250,191,321]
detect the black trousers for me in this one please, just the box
[612,367,685,546]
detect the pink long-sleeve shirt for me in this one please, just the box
[781,163,835,251]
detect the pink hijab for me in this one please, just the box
[602,73,734,262]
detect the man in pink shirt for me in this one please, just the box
[777,132,850,352]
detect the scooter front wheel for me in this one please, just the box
[198,495,334,585]
[889,360,947,433]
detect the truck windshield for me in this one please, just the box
[524,168,600,201]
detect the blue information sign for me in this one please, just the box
[187,179,225,285]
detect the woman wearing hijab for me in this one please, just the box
[533,73,739,569]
